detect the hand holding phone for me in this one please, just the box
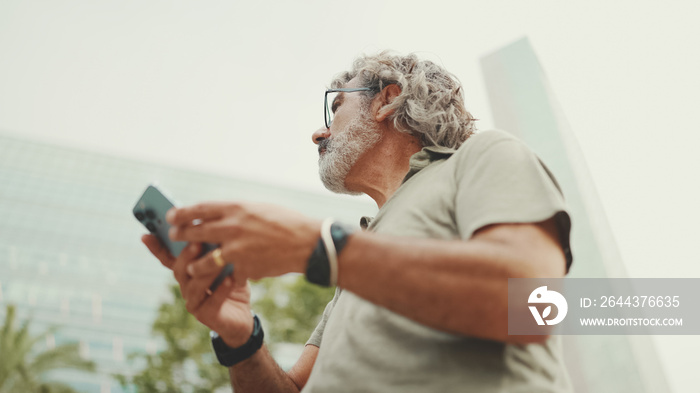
[133,185,217,257]
[133,185,231,292]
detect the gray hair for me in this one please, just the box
[331,51,477,149]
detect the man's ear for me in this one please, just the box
[375,84,401,122]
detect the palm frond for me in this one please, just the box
[0,305,96,393]
[30,343,96,375]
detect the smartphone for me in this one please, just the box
[133,185,213,257]
[133,185,231,291]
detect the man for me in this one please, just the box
[144,51,574,392]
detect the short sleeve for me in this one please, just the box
[454,133,573,270]
[305,288,342,347]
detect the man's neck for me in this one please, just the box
[345,131,422,208]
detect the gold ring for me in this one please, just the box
[212,248,226,267]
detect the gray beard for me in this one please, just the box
[318,110,381,195]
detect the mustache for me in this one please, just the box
[318,138,331,154]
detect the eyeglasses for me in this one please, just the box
[324,87,373,129]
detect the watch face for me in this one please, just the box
[330,222,354,250]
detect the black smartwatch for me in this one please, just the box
[306,220,354,287]
[210,315,264,367]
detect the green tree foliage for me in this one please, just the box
[116,275,334,391]
[252,276,335,346]
[114,285,230,393]
[0,304,96,393]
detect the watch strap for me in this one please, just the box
[306,236,331,286]
[306,219,354,287]
[210,314,264,367]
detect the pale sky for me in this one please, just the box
[1,1,698,391]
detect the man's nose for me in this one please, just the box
[312,127,330,145]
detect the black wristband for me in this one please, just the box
[210,315,264,367]
[306,237,331,286]
[306,221,354,287]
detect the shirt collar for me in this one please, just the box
[403,145,456,182]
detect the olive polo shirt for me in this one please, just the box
[302,130,574,392]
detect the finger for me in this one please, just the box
[166,202,233,226]
[188,276,248,317]
[209,263,234,294]
[180,241,203,261]
[172,243,202,284]
[183,276,213,313]
[169,219,239,243]
[194,277,247,319]
[191,277,234,320]
[183,268,231,313]
[232,271,248,288]
[206,276,235,304]
[142,234,175,269]
[186,247,232,278]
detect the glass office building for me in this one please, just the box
[0,134,375,392]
